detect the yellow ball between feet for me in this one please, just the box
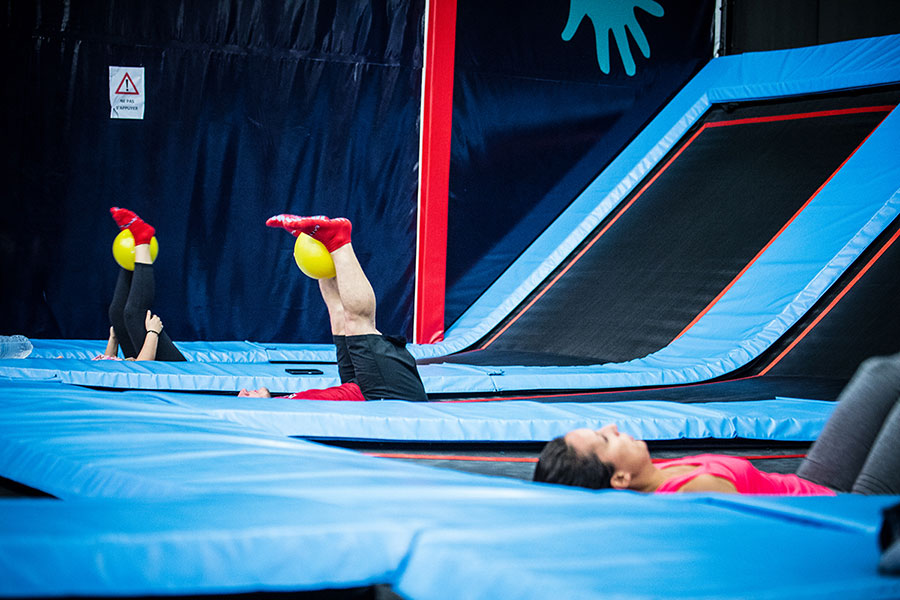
[112,229,158,270]
[293,233,336,279]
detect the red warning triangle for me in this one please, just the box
[115,73,140,95]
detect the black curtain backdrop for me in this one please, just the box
[726,0,900,55]
[444,0,714,326]
[1,1,424,343]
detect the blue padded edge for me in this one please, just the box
[0,378,523,499]
[4,495,898,599]
[0,358,340,392]
[263,343,337,363]
[416,34,900,359]
[393,494,900,600]
[0,375,832,442]
[0,359,500,394]
[162,393,835,442]
[0,496,417,596]
[0,353,855,398]
[28,339,270,362]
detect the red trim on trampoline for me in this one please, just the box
[415,0,457,344]
[704,105,895,128]
[477,104,895,351]
[365,452,807,463]
[759,225,900,376]
[366,452,538,462]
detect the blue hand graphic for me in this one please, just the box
[562,0,664,76]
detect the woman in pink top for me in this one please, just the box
[536,424,835,495]
[533,352,900,495]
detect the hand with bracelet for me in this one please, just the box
[145,311,163,337]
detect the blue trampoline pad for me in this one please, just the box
[27,339,340,363]
[0,377,831,446]
[28,339,270,362]
[0,358,500,394]
[0,496,416,597]
[163,391,833,442]
[2,494,898,599]
[394,494,900,600]
[0,378,533,500]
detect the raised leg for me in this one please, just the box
[267,215,380,336]
[330,244,379,336]
[108,268,138,358]
[318,277,346,335]
[267,214,426,401]
[121,262,180,361]
[319,278,358,384]
[110,206,185,362]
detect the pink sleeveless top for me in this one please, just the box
[655,454,836,496]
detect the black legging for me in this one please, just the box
[797,352,900,494]
[108,264,185,361]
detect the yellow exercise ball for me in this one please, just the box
[112,229,158,271]
[293,233,335,279]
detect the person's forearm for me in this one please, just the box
[135,331,159,361]
[104,332,119,357]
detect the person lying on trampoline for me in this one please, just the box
[99,207,186,362]
[238,215,427,402]
[534,352,900,495]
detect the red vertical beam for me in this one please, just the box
[415,0,457,344]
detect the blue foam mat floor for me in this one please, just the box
[160,388,834,442]
[0,375,833,443]
[4,494,898,599]
[1,377,899,598]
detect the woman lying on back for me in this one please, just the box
[534,353,900,495]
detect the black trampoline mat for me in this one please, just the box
[313,439,812,481]
[429,374,846,404]
[446,87,899,367]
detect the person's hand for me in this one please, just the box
[145,310,163,335]
[238,387,272,398]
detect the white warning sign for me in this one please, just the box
[109,67,145,119]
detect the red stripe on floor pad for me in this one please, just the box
[653,454,807,463]
[365,453,538,462]
[365,453,807,463]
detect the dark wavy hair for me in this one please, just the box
[532,436,614,490]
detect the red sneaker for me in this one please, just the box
[265,214,352,252]
[110,207,155,245]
